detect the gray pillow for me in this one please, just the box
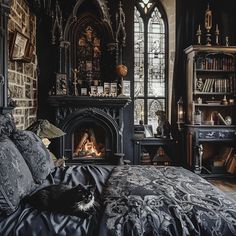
[11,130,55,184]
[0,113,16,136]
[0,137,36,215]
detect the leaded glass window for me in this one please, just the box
[134,1,167,133]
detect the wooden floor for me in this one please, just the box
[208,178,236,202]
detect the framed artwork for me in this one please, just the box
[110,82,117,97]
[24,43,35,62]
[81,88,88,96]
[144,125,154,138]
[97,86,104,95]
[104,82,110,95]
[56,74,67,95]
[10,31,29,61]
[90,86,97,95]
[123,80,131,97]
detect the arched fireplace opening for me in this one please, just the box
[61,108,120,164]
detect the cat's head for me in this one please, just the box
[74,184,95,201]
[72,184,96,212]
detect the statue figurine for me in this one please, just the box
[155,110,172,138]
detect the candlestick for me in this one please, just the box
[196,24,202,45]
[215,24,219,45]
[225,36,229,46]
[204,4,212,46]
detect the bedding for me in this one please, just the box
[0,137,36,215]
[11,130,54,184]
[0,165,236,236]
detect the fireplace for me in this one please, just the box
[48,96,130,164]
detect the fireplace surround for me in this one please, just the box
[48,96,131,164]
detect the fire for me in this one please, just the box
[73,129,103,157]
[84,141,102,157]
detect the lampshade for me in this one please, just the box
[26,119,66,139]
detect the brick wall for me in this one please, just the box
[8,0,37,129]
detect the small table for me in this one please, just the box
[132,137,176,165]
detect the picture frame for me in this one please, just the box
[104,82,110,95]
[144,125,154,138]
[10,31,29,61]
[97,86,104,95]
[110,82,117,97]
[90,86,97,95]
[24,43,35,63]
[81,88,88,96]
[123,80,131,97]
[56,73,67,95]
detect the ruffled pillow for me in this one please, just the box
[0,137,36,215]
[11,130,55,184]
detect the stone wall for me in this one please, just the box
[8,0,37,129]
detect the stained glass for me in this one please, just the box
[134,99,144,124]
[148,99,165,132]
[134,4,167,129]
[134,7,144,97]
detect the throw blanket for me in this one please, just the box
[98,165,236,236]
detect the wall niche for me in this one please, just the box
[52,0,124,97]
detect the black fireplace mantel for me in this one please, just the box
[48,95,131,163]
[48,96,131,108]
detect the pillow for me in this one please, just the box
[0,113,16,136]
[0,137,36,215]
[11,130,55,184]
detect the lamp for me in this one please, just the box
[177,97,184,131]
[26,119,66,147]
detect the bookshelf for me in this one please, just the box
[184,45,236,177]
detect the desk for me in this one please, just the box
[132,137,176,165]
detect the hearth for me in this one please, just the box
[48,96,131,164]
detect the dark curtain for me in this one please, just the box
[172,0,236,126]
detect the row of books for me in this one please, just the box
[196,77,234,93]
[196,57,235,71]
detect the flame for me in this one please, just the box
[74,139,102,157]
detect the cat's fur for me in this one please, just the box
[25,184,96,217]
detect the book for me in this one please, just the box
[226,154,236,174]
[217,113,227,125]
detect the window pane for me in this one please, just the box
[148,99,165,132]
[134,7,144,97]
[147,7,165,97]
[134,99,144,125]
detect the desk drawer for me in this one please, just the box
[198,130,236,140]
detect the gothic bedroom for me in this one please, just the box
[0,0,236,235]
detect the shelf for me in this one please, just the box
[194,92,233,95]
[193,103,236,107]
[196,69,235,73]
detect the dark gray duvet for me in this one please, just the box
[0,165,236,236]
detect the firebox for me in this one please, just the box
[73,123,108,159]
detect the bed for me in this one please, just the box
[1,114,236,236]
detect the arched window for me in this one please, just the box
[134,0,168,132]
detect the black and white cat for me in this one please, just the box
[25,184,97,217]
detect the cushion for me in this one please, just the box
[0,137,36,215]
[0,113,16,136]
[11,130,55,184]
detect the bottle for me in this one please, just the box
[194,108,202,125]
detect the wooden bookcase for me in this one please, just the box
[184,45,236,177]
